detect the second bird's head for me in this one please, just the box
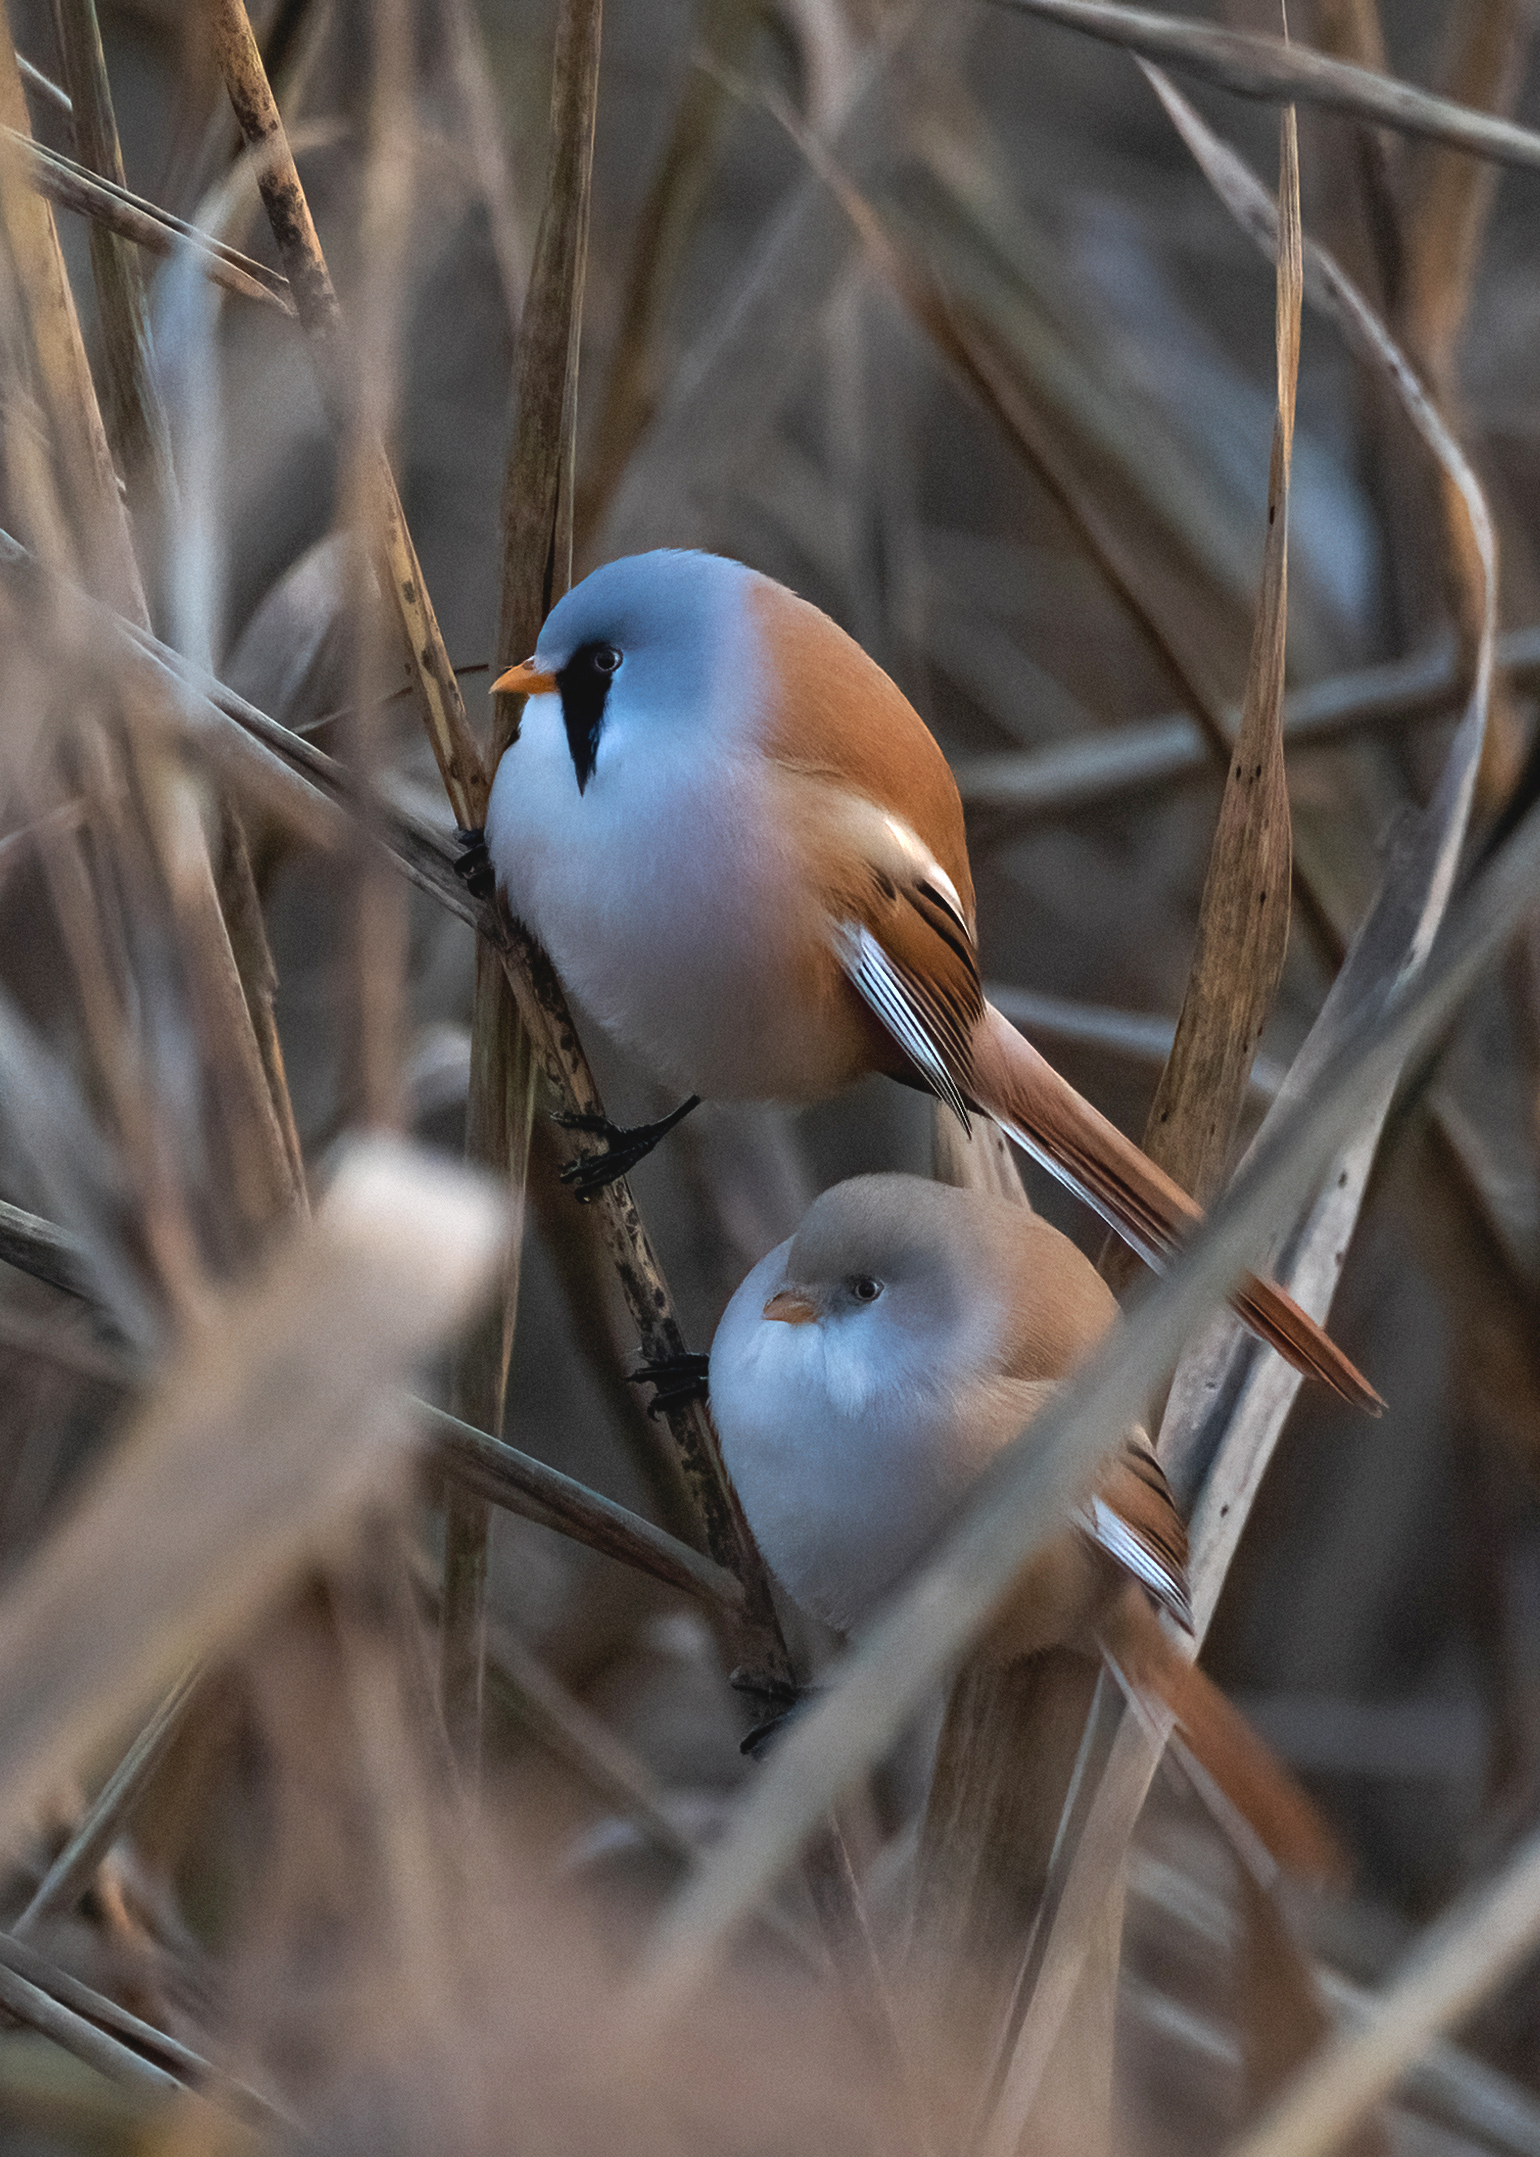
[493,549,758,794]
[712,1175,1028,1411]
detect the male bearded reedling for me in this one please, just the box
[485,547,1379,1414]
[707,1175,1344,1886]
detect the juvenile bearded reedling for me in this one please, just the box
[708,1173,1344,1885]
[485,548,1379,1413]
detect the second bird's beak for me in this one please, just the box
[763,1289,818,1326]
[493,658,559,696]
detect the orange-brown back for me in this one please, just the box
[752,578,976,925]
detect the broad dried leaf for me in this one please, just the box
[0,1141,504,1855]
[1129,107,1302,1217]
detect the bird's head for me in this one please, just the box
[755,1174,1007,1388]
[492,549,755,793]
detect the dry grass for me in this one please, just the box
[1,0,1540,2152]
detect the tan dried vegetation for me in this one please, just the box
[0,0,1538,2150]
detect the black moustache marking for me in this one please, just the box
[557,642,618,793]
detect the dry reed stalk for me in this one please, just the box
[11,1666,202,1936]
[8,131,294,309]
[0,1141,503,1858]
[1305,0,1401,305]
[628,427,1514,2030]
[0,2,143,616]
[954,624,1540,822]
[443,0,601,1768]
[421,1403,747,1617]
[1225,1807,1540,2157]
[972,82,1500,2139]
[203,0,489,833]
[2,0,305,1270]
[0,1926,261,2104]
[334,0,415,1140]
[1117,101,1301,1219]
[576,0,762,542]
[990,0,1540,175]
[202,0,794,1705]
[1393,0,1536,813]
[50,0,179,596]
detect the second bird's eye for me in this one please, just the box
[592,643,623,674]
[850,1275,882,1304]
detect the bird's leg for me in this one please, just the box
[451,827,497,904]
[627,1350,710,1418]
[553,1093,701,1198]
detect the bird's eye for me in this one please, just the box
[850,1275,883,1304]
[592,643,623,674]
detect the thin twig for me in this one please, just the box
[203,0,488,831]
[16,53,69,116]
[954,625,1540,821]
[443,0,603,1773]
[13,1667,201,1935]
[52,0,179,562]
[8,129,293,311]
[424,1403,747,1619]
[196,0,794,1700]
[0,1930,284,2127]
[988,0,1540,175]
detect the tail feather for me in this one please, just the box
[972,1003,1382,1414]
[1108,1600,1348,1889]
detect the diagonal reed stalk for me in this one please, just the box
[7,129,294,308]
[203,0,795,1702]
[50,0,179,610]
[974,73,1500,2148]
[1118,100,1301,1220]
[988,0,1540,176]
[443,0,601,1773]
[627,53,1503,2039]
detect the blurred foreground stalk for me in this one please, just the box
[443,0,602,1771]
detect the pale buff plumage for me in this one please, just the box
[709,1174,1342,1883]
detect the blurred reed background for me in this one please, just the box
[2,0,1540,2148]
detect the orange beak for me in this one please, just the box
[493,658,559,697]
[762,1289,818,1326]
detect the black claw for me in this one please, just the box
[551,1095,701,1200]
[628,1350,711,1418]
[452,827,496,904]
[738,1686,820,1760]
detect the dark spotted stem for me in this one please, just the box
[203,0,488,835]
[202,0,794,1704]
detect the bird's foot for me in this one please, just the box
[452,826,496,904]
[628,1350,710,1419]
[553,1095,701,1199]
[737,1684,821,1761]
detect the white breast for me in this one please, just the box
[709,1246,990,1632]
[486,616,849,1103]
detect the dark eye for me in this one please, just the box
[592,643,622,674]
[850,1275,882,1304]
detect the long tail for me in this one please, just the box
[1107,1598,1347,1888]
[970,1003,1382,1413]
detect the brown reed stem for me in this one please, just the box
[51,0,179,603]
[203,0,489,833]
[198,0,795,1701]
[443,0,603,1772]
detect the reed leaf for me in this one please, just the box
[1123,102,1301,1217]
[989,0,1540,176]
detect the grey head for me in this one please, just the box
[772,1175,1013,1376]
[774,1173,1116,1390]
[531,549,757,793]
